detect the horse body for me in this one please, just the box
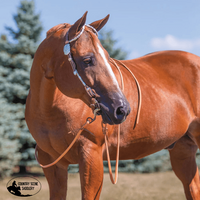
[106,51,200,160]
[25,13,200,200]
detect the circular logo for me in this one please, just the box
[6,176,41,197]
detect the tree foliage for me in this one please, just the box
[0,0,42,177]
[99,29,127,60]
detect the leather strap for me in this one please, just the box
[103,58,142,184]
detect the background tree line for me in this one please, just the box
[1,0,199,178]
[0,0,42,177]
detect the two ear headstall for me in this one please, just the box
[63,24,98,98]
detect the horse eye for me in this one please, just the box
[83,57,92,65]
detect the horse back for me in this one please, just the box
[127,50,200,117]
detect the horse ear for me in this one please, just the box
[89,14,110,32]
[68,11,88,40]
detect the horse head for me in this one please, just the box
[52,12,130,125]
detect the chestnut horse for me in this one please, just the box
[25,12,200,200]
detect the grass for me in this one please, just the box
[0,167,186,200]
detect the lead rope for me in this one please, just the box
[103,58,142,184]
[102,123,120,184]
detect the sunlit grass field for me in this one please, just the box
[0,167,185,200]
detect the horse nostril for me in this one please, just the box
[116,106,125,117]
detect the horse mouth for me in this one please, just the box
[102,111,114,125]
[95,96,130,125]
[97,107,126,125]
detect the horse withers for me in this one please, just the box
[25,12,200,200]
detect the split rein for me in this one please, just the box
[35,25,142,184]
[104,58,142,184]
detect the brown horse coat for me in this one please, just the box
[25,13,200,200]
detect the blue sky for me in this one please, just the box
[1,0,200,59]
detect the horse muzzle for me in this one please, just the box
[97,95,131,125]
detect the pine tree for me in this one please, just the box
[99,30,127,60]
[0,0,42,177]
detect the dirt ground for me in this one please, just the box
[0,170,186,200]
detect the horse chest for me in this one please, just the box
[105,112,189,160]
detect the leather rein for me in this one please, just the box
[35,25,142,185]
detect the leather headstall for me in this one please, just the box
[63,24,100,108]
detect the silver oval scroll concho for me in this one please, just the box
[63,43,70,55]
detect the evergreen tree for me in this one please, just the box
[0,0,42,177]
[99,29,127,60]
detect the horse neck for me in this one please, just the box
[40,78,59,112]
[29,67,58,114]
[29,63,87,122]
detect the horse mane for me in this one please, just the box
[46,23,70,38]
